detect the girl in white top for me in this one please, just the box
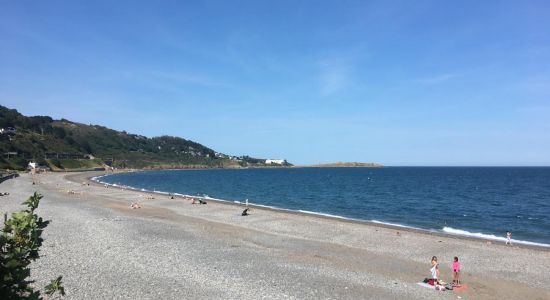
[431,256,440,280]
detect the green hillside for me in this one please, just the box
[0,105,283,170]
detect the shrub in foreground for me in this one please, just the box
[0,192,64,299]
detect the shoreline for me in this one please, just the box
[86,171,550,251]
[3,171,549,299]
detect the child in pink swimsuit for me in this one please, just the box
[452,256,461,285]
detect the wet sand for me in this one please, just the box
[1,171,549,299]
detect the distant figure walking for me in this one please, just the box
[506,231,513,245]
[452,256,461,285]
[242,208,250,216]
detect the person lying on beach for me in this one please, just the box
[242,208,250,216]
[130,202,141,209]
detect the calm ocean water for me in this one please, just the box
[95,167,550,246]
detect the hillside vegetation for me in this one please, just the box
[0,105,279,170]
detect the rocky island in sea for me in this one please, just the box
[301,162,384,168]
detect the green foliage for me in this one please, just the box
[0,193,64,299]
[45,276,65,298]
[48,159,63,169]
[0,105,286,170]
[45,159,103,170]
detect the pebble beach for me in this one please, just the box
[1,171,549,299]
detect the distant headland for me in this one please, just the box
[297,162,384,168]
[0,105,291,171]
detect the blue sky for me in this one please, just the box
[1,0,549,165]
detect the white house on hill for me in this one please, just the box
[265,159,286,165]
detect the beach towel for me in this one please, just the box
[417,282,447,291]
[418,282,469,292]
[417,282,436,290]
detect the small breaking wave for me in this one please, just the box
[90,173,550,248]
[371,220,421,230]
[442,227,550,247]
[298,210,359,221]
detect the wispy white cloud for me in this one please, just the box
[150,71,230,88]
[413,73,459,85]
[3,28,74,55]
[317,58,353,96]
[115,69,231,95]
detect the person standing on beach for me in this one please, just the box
[430,256,440,282]
[506,231,513,245]
[506,231,512,246]
[452,257,461,285]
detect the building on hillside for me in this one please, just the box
[3,152,18,159]
[27,162,51,174]
[0,127,16,135]
[265,159,286,165]
[37,166,51,173]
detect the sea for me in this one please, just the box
[94,167,550,247]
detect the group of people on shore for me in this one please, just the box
[426,256,461,291]
[426,231,514,291]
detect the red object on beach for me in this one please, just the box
[453,284,468,291]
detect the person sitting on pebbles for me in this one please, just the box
[242,208,250,216]
[192,198,207,204]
